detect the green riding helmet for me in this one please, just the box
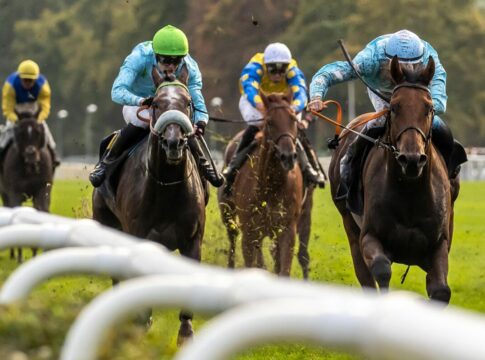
[152,25,189,56]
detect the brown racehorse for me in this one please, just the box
[329,56,457,303]
[92,68,205,343]
[0,107,53,263]
[218,92,304,277]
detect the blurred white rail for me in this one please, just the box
[0,207,484,360]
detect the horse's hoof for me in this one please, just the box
[371,257,391,289]
[177,320,194,347]
[430,286,451,304]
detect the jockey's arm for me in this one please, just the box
[185,55,209,124]
[37,81,52,122]
[240,56,264,109]
[111,51,146,107]
[1,81,18,122]
[287,64,308,114]
[426,43,447,115]
[309,44,378,101]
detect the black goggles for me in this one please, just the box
[267,63,289,75]
[157,55,183,66]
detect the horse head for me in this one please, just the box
[150,67,193,165]
[13,104,45,174]
[261,91,298,171]
[389,55,435,179]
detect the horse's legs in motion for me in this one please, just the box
[361,232,391,290]
[220,201,239,268]
[342,215,375,288]
[177,230,203,346]
[274,224,297,277]
[4,192,25,263]
[426,238,451,303]
[297,189,313,279]
[31,184,52,259]
[241,227,262,269]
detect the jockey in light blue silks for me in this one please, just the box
[307,29,467,196]
[89,25,222,188]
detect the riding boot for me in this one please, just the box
[89,123,147,187]
[297,140,321,188]
[298,133,326,188]
[431,117,468,179]
[336,124,386,199]
[188,136,224,188]
[222,125,260,196]
[48,146,61,169]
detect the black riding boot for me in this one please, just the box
[431,121,468,178]
[48,146,61,169]
[89,124,147,187]
[222,125,259,196]
[336,125,386,199]
[298,133,325,188]
[188,136,224,188]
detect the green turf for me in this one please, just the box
[0,180,484,359]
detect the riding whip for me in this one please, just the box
[337,39,391,103]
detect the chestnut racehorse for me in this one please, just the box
[218,92,304,276]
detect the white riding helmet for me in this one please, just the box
[263,43,292,64]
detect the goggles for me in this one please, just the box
[266,63,289,75]
[157,55,184,66]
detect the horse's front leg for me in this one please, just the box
[177,224,203,346]
[361,232,391,290]
[426,237,451,304]
[274,223,297,277]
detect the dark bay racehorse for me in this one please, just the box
[329,56,457,303]
[92,68,205,343]
[218,92,305,277]
[0,106,54,262]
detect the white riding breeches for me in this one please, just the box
[239,96,264,125]
[122,105,150,129]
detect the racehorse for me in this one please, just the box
[218,92,304,277]
[329,56,457,303]
[92,68,206,344]
[0,105,54,262]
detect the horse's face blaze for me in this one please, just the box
[14,117,45,174]
[161,124,186,164]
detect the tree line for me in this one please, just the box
[1,0,484,156]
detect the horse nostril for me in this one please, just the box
[292,152,297,161]
[397,153,408,167]
[418,154,428,167]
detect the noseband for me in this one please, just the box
[389,83,434,149]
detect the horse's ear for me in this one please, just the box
[152,66,163,88]
[177,64,189,86]
[418,56,435,86]
[390,55,405,84]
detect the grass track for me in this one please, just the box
[0,180,483,359]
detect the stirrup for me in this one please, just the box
[89,162,107,187]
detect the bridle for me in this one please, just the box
[264,102,298,149]
[137,81,194,186]
[388,83,434,152]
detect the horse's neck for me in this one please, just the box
[256,134,288,192]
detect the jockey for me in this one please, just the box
[89,25,223,188]
[307,29,467,195]
[1,59,59,166]
[222,42,325,195]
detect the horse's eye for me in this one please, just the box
[390,104,399,114]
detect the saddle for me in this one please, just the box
[96,132,147,202]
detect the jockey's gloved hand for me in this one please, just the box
[194,121,206,136]
[140,97,154,107]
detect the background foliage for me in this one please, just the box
[0,0,484,155]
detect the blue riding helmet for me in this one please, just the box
[385,30,424,63]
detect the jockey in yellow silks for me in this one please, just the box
[222,42,325,195]
[1,59,59,166]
